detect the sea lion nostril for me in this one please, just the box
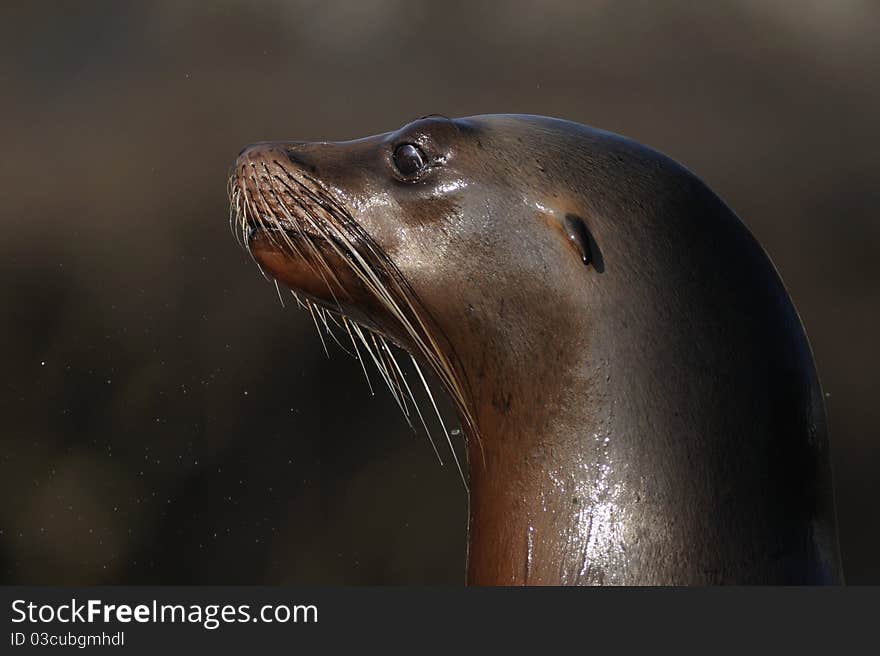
[286,149,317,173]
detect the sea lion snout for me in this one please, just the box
[235,141,286,165]
[227,137,411,338]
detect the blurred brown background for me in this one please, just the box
[0,1,877,584]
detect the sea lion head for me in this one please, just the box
[229,114,843,584]
[229,115,604,445]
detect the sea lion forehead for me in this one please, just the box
[378,115,476,155]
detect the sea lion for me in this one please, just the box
[228,114,843,584]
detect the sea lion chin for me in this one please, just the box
[228,114,843,585]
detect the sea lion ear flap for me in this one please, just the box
[563,214,604,273]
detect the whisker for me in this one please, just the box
[380,336,409,417]
[306,300,330,358]
[290,290,309,311]
[383,337,443,464]
[273,280,286,307]
[343,316,374,396]
[271,176,347,309]
[370,331,409,422]
[351,322,410,425]
[315,305,356,357]
[411,353,466,488]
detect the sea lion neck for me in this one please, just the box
[458,288,607,585]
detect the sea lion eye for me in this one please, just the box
[392,143,426,179]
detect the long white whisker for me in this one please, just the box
[411,353,466,488]
[240,184,272,282]
[371,332,410,422]
[385,340,443,464]
[377,335,409,418]
[273,280,286,307]
[306,300,330,358]
[290,290,308,311]
[351,323,410,425]
[343,316,374,396]
[315,305,355,357]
